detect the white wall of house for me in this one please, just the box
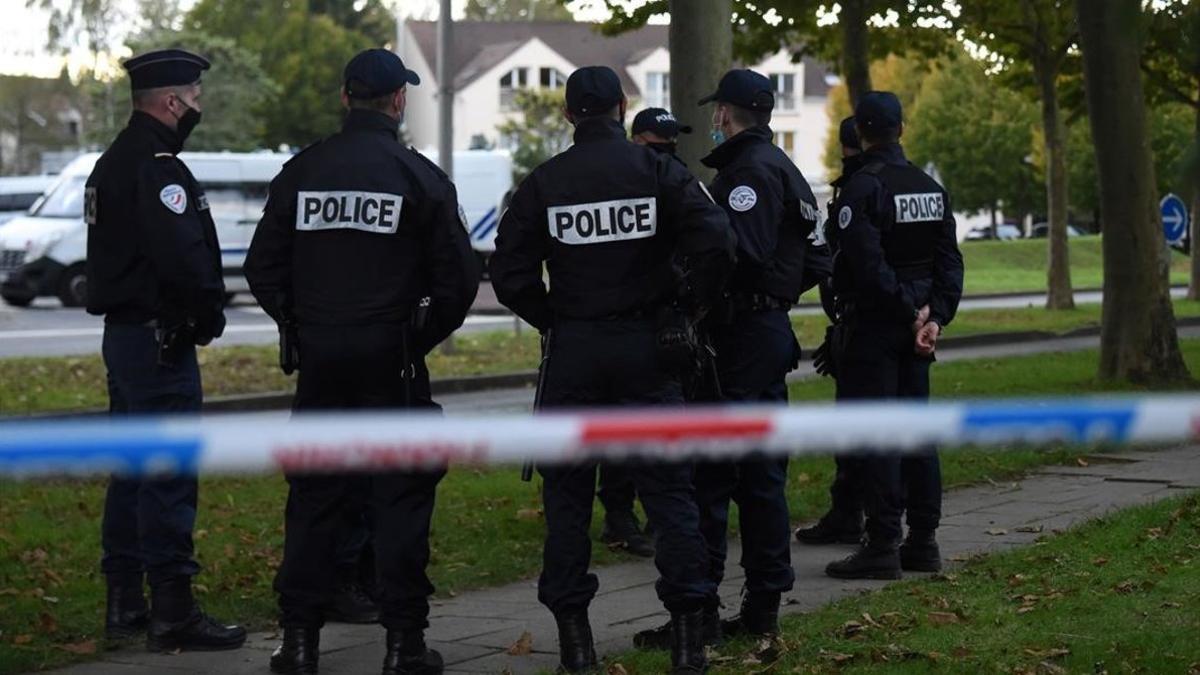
[398,28,438,151]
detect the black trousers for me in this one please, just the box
[537,318,716,615]
[274,323,445,630]
[100,323,202,587]
[596,462,637,515]
[693,309,798,595]
[835,320,942,545]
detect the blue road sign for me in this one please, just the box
[1161,193,1189,245]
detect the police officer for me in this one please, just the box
[489,65,735,674]
[85,48,245,653]
[795,116,868,546]
[591,105,695,560]
[245,49,479,674]
[823,91,964,580]
[635,69,829,649]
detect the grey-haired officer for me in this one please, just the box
[823,91,963,580]
[246,49,478,674]
[490,65,735,674]
[85,48,244,653]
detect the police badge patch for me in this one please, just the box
[728,185,757,212]
[159,184,188,214]
[84,187,97,225]
[838,206,853,229]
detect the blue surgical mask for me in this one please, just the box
[710,128,726,145]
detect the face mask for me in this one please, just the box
[710,128,726,145]
[648,141,677,156]
[174,98,202,142]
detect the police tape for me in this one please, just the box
[1,395,1198,478]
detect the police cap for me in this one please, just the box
[344,49,421,99]
[565,66,624,116]
[838,116,860,150]
[855,91,903,133]
[697,69,774,111]
[122,49,210,91]
[631,107,692,138]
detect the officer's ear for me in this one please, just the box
[896,122,904,140]
[562,105,576,126]
[393,87,407,117]
[618,96,628,119]
[340,88,351,111]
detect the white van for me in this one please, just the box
[0,175,56,226]
[419,149,512,258]
[0,151,289,307]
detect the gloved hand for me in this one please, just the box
[813,340,833,377]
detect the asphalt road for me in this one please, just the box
[0,285,1188,358]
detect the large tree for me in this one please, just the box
[1142,0,1200,300]
[919,1,1078,310]
[1075,0,1188,383]
[669,0,732,179]
[464,0,573,21]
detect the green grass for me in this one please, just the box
[4,342,1199,673]
[610,493,1200,674]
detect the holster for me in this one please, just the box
[655,305,701,378]
[155,318,194,367]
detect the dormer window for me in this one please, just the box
[500,67,529,110]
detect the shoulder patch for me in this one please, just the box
[728,185,757,212]
[838,205,853,229]
[159,184,188,214]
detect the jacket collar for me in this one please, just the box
[572,117,626,144]
[862,142,908,166]
[129,110,184,154]
[701,125,773,170]
[342,109,400,139]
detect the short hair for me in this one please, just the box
[346,88,398,113]
[728,104,771,129]
[859,125,901,146]
[130,83,193,108]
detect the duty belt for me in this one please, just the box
[729,292,791,313]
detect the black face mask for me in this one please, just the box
[175,103,202,145]
[841,153,865,176]
[648,141,678,156]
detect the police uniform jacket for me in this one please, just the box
[489,117,735,332]
[85,111,226,339]
[702,125,830,304]
[828,142,964,326]
[244,109,479,354]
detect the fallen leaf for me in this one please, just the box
[795,472,811,484]
[1076,457,1090,467]
[986,528,1008,536]
[506,631,533,656]
[927,611,960,625]
[1015,525,1045,533]
[1093,557,1109,567]
[1113,580,1136,595]
[38,612,57,634]
[515,509,543,521]
[1038,661,1067,674]
[819,649,855,663]
[42,569,65,586]
[841,620,865,637]
[12,635,32,645]
[41,596,59,604]
[58,640,96,655]
[862,612,882,628]
[606,664,629,675]
[1017,606,1036,614]
[0,588,19,596]
[1162,601,1182,609]
[952,646,972,658]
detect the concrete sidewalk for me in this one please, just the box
[49,445,1200,675]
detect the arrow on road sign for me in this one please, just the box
[1160,193,1189,245]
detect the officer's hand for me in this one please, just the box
[912,304,931,334]
[915,320,940,356]
[813,340,833,377]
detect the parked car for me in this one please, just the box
[964,223,1022,241]
[1030,222,1085,238]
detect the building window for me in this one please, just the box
[500,67,529,111]
[774,131,795,158]
[645,71,669,108]
[540,67,567,89]
[769,73,796,111]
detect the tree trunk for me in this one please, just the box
[990,205,998,239]
[1077,0,1189,383]
[1036,58,1074,309]
[670,0,732,182]
[840,0,872,106]
[1190,96,1200,301]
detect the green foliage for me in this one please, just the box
[464,0,574,21]
[495,88,572,184]
[907,56,1042,219]
[1142,0,1200,110]
[0,72,82,175]
[80,30,277,151]
[26,0,123,54]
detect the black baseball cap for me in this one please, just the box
[838,116,861,150]
[565,66,624,115]
[631,108,693,137]
[855,91,903,132]
[123,49,210,91]
[697,69,774,111]
[343,49,420,99]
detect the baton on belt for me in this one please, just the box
[521,328,553,482]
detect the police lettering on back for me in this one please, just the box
[296,190,404,234]
[548,197,657,245]
[894,192,944,224]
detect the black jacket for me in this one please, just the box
[244,109,479,354]
[489,117,735,331]
[702,125,830,304]
[828,143,964,326]
[85,111,226,339]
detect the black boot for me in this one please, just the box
[720,591,779,638]
[632,605,721,650]
[105,572,149,640]
[554,611,597,673]
[327,581,380,624]
[670,609,708,674]
[382,629,443,675]
[146,577,247,652]
[899,528,942,572]
[601,510,655,558]
[825,542,902,580]
[794,510,864,545]
[270,627,320,674]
